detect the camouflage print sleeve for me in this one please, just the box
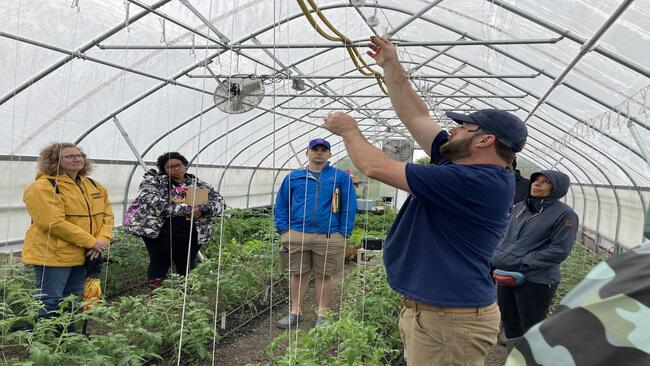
[507,242,650,366]
[167,202,192,216]
[199,180,224,217]
[137,171,169,214]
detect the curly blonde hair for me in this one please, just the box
[37,142,93,176]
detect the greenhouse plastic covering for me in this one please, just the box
[1,0,649,251]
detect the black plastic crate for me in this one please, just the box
[363,237,384,250]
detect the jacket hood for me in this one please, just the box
[528,170,570,202]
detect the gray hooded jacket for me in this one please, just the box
[491,170,579,285]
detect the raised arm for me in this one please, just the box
[368,36,442,156]
[323,113,410,193]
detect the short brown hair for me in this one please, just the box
[37,142,93,176]
[495,139,517,166]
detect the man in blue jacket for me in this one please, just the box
[274,138,357,329]
[492,170,579,352]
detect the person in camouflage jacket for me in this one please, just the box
[506,207,650,366]
[124,152,224,287]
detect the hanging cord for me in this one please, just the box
[172,0,218,363]
[296,0,388,95]
[3,0,24,329]
[101,15,135,307]
[36,8,83,312]
[311,162,344,361]
[189,34,196,56]
[332,4,353,358]
[159,18,167,45]
[288,161,312,353]
[123,1,131,32]
[267,0,282,341]
[209,2,236,364]
[70,0,80,12]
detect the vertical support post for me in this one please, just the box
[628,120,650,242]
[628,121,650,168]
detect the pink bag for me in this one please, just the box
[124,197,140,225]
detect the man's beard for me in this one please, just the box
[440,136,475,162]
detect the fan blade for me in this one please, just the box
[230,95,244,111]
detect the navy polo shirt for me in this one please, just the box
[384,130,514,307]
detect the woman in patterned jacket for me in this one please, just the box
[125,152,224,289]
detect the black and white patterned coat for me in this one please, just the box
[124,169,224,246]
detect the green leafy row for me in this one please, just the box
[1,208,283,365]
[252,267,403,366]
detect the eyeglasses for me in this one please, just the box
[60,154,84,160]
[450,123,482,133]
[165,163,185,170]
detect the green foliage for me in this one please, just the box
[354,207,395,234]
[2,207,283,364]
[256,267,402,365]
[549,244,603,313]
[415,156,431,165]
[100,229,149,296]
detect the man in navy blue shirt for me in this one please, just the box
[323,36,528,365]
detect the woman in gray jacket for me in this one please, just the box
[492,170,579,352]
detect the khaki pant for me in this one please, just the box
[399,300,500,366]
[280,229,345,276]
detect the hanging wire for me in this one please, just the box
[159,18,167,45]
[266,0,280,344]
[32,2,84,329]
[2,0,24,336]
[70,0,80,12]
[123,1,131,31]
[209,1,238,364]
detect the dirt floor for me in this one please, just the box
[207,268,508,366]
[208,272,345,365]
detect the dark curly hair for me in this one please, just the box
[38,142,93,176]
[156,152,189,174]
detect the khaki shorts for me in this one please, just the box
[279,229,345,276]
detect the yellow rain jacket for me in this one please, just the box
[22,173,114,267]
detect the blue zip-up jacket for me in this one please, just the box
[492,170,579,285]
[274,162,356,236]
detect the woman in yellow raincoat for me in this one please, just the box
[22,142,113,325]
